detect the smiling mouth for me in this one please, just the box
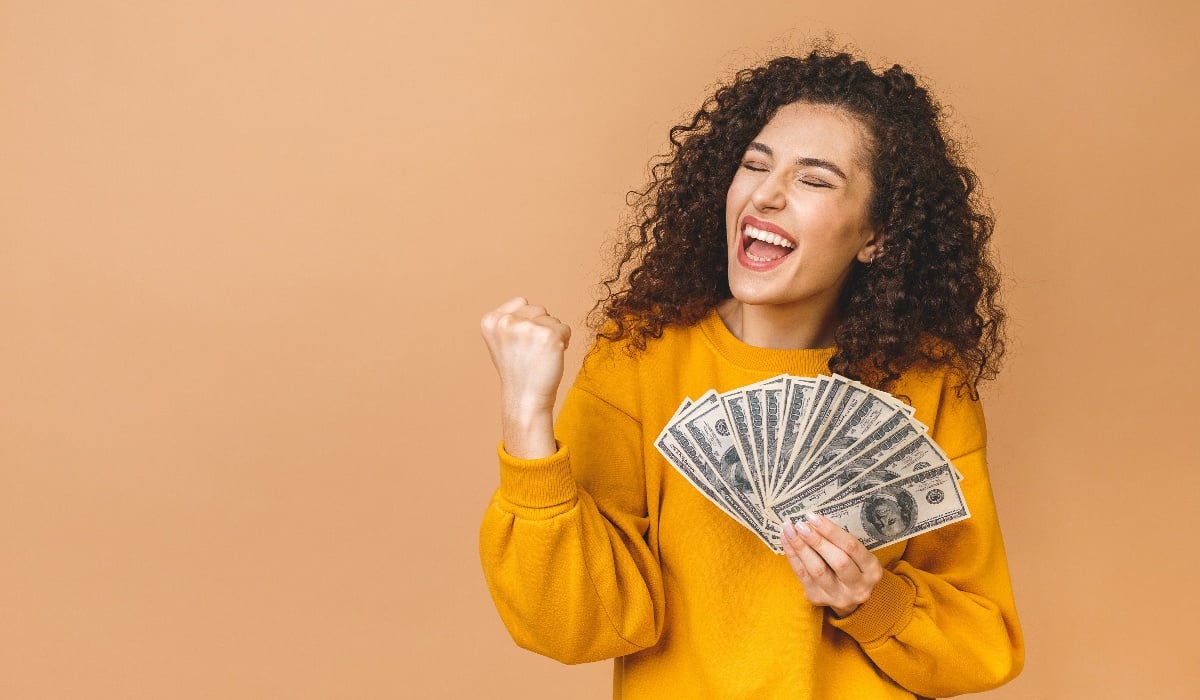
[742,223,796,262]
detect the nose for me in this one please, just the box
[750,170,786,211]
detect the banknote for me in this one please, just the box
[772,431,951,521]
[801,463,970,550]
[668,392,768,535]
[653,373,970,553]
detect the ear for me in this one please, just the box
[856,228,886,264]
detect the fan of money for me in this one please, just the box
[654,373,970,553]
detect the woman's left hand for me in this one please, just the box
[780,513,883,617]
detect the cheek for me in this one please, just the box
[724,185,744,228]
[724,193,745,246]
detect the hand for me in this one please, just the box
[479,297,572,458]
[780,513,882,617]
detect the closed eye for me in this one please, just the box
[740,161,769,172]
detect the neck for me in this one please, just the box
[716,299,839,350]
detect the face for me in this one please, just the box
[725,102,881,315]
[869,501,905,537]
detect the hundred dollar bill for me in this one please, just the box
[774,375,839,500]
[720,390,768,512]
[761,379,786,480]
[746,378,787,490]
[792,378,874,479]
[745,388,770,501]
[797,463,970,551]
[771,376,817,498]
[669,392,767,534]
[791,376,842,470]
[791,409,915,491]
[772,430,950,520]
[656,430,771,547]
[797,393,899,484]
[825,432,952,503]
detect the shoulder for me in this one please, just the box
[890,356,987,460]
[573,319,709,418]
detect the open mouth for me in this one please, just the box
[742,223,796,263]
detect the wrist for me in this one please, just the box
[501,406,556,460]
[830,603,860,618]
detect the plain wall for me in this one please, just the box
[3,0,1198,697]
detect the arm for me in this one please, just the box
[827,443,1024,696]
[782,385,1023,696]
[478,299,665,664]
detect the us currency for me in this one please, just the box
[669,392,768,535]
[657,395,763,531]
[762,380,786,480]
[828,431,953,499]
[792,376,842,471]
[747,376,788,503]
[774,376,840,501]
[771,377,817,498]
[799,394,899,483]
[744,388,771,503]
[799,463,970,550]
[772,430,950,521]
[656,373,970,553]
[794,379,874,478]
[656,430,771,547]
[720,390,768,511]
[793,409,915,490]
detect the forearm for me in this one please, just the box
[500,404,556,460]
[480,444,664,663]
[829,448,1024,696]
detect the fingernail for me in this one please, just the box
[795,518,812,537]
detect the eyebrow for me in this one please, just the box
[746,142,849,181]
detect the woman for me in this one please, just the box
[478,48,1023,698]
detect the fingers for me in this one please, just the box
[807,513,879,575]
[510,303,548,320]
[781,514,882,614]
[782,521,833,582]
[505,305,570,348]
[481,298,570,348]
[797,514,866,580]
[479,298,571,415]
[532,314,572,349]
[495,296,528,314]
[481,297,530,335]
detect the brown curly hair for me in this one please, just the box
[590,47,1005,395]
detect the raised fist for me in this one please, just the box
[480,297,572,441]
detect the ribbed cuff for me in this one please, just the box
[829,568,915,645]
[496,441,578,513]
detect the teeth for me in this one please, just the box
[744,225,795,249]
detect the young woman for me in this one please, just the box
[478,49,1023,698]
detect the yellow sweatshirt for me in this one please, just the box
[480,310,1024,698]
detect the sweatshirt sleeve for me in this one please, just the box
[478,381,665,665]
[828,386,1025,697]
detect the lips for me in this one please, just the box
[737,216,796,270]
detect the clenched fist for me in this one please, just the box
[480,297,572,459]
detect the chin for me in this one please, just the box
[727,274,794,307]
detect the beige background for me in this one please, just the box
[3,0,1198,697]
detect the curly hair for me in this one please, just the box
[589,47,1005,395]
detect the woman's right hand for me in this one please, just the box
[480,297,572,459]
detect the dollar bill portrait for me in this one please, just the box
[862,490,916,540]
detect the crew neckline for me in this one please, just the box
[698,308,836,375]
